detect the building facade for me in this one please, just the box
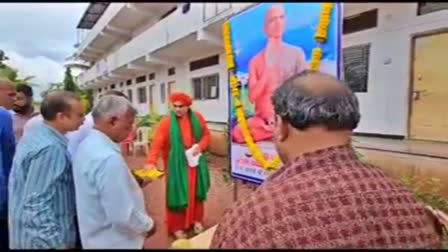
[73,3,448,141]
[64,55,90,79]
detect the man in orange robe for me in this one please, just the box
[144,92,211,239]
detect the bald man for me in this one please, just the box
[9,91,85,249]
[0,79,16,248]
[232,4,309,144]
[213,71,443,249]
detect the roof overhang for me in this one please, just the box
[77,3,110,30]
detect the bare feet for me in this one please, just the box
[173,230,187,240]
[193,222,204,235]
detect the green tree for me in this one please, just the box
[41,82,64,98]
[42,67,93,113]
[83,89,93,113]
[0,49,35,86]
[0,50,9,67]
[63,67,78,92]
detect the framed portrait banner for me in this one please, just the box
[227,3,342,183]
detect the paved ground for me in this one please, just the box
[124,154,257,249]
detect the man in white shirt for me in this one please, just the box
[72,95,155,249]
[23,91,127,158]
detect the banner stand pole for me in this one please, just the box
[233,179,238,202]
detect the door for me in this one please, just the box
[167,81,176,96]
[410,32,448,142]
[149,84,155,114]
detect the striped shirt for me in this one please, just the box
[73,129,153,249]
[22,112,95,158]
[8,122,76,249]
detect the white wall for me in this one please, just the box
[344,3,448,136]
[129,51,228,123]
[70,66,85,78]
[79,3,256,85]
[186,51,228,123]
[90,3,448,135]
[93,49,230,124]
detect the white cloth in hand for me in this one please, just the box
[185,144,201,167]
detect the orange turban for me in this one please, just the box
[169,92,192,106]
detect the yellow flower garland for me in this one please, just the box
[223,3,334,171]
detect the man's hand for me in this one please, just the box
[260,118,275,132]
[140,177,153,188]
[142,164,165,178]
[132,172,150,188]
[191,144,201,157]
[426,205,448,226]
[143,163,157,171]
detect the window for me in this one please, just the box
[160,83,166,103]
[136,75,147,83]
[126,79,132,86]
[191,73,220,100]
[343,9,378,35]
[189,54,219,71]
[418,2,448,15]
[137,87,147,104]
[110,84,116,90]
[127,89,133,102]
[168,67,176,76]
[203,3,231,21]
[167,81,175,96]
[98,88,102,93]
[148,73,156,80]
[343,44,370,93]
[149,85,155,108]
[119,82,124,87]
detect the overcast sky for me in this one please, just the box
[0,3,88,98]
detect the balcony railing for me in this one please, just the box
[78,3,257,87]
[203,3,232,22]
[77,3,126,58]
[77,4,201,85]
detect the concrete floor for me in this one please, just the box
[125,154,255,249]
[354,136,448,196]
[354,136,448,158]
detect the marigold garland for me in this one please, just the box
[223,3,334,171]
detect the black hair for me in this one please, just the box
[40,91,81,121]
[272,71,361,131]
[16,84,33,97]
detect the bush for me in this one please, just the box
[400,173,448,213]
[400,173,448,247]
[137,113,163,128]
[353,140,447,246]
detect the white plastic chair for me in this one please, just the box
[133,127,151,156]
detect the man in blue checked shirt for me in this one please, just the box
[8,91,85,249]
[0,79,16,249]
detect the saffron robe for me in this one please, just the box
[146,111,210,234]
